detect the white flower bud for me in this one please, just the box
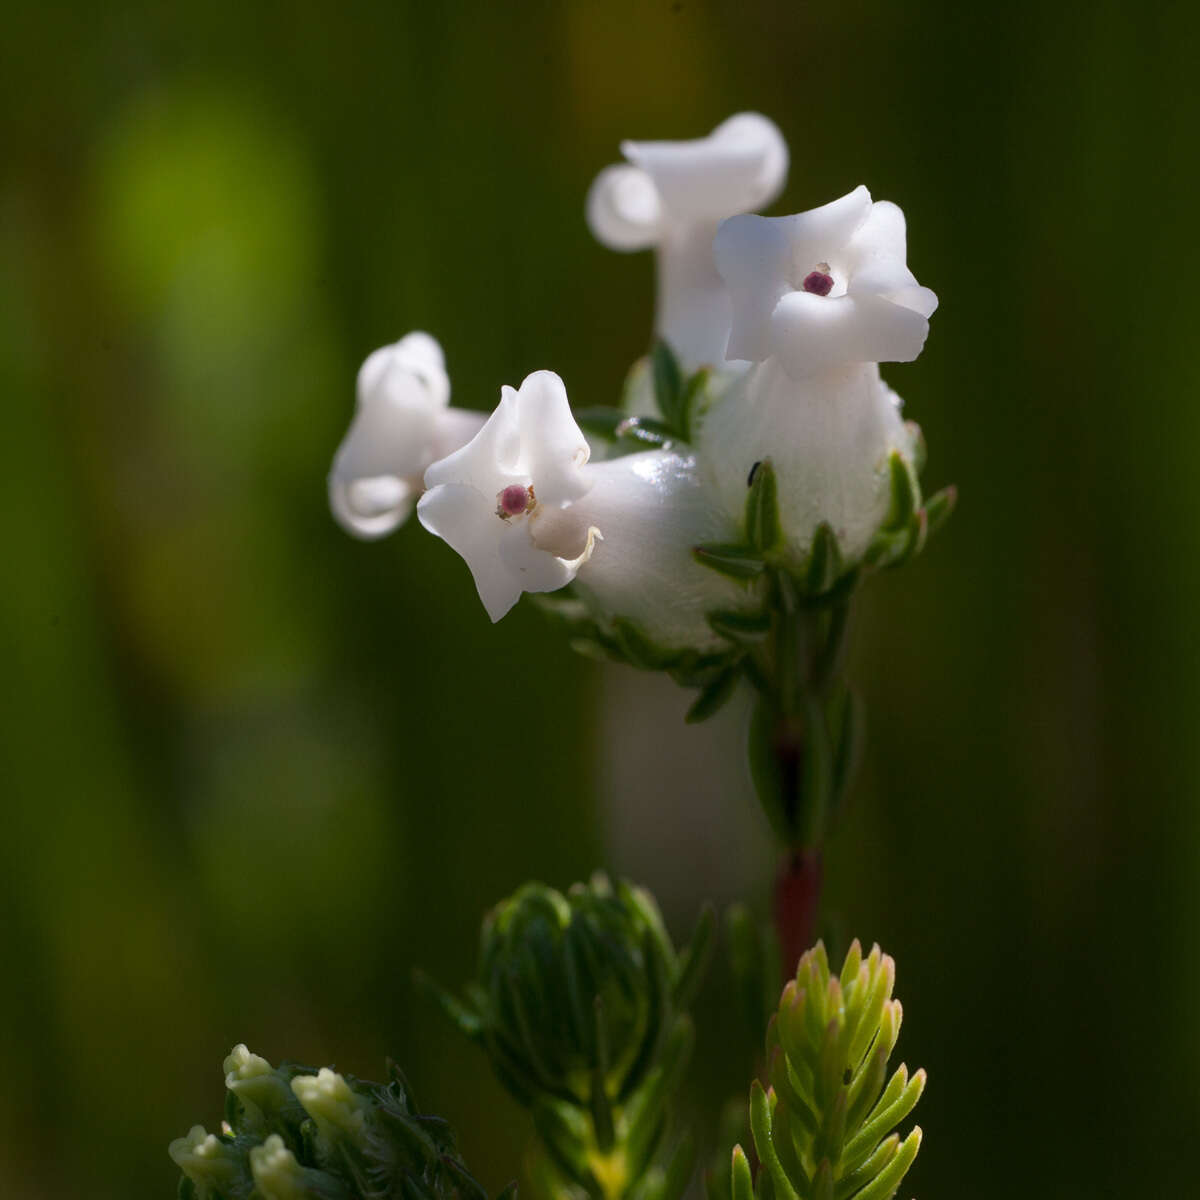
[291,1067,367,1140]
[223,1043,292,1123]
[714,186,937,377]
[168,1125,239,1194]
[699,360,919,563]
[418,371,599,622]
[249,1134,307,1200]
[587,113,788,370]
[329,332,485,539]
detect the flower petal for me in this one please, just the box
[780,185,873,273]
[768,291,868,378]
[417,483,520,622]
[713,213,795,362]
[586,164,663,251]
[622,112,787,221]
[846,199,907,263]
[357,331,449,408]
[424,386,522,495]
[328,474,414,540]
[513,370,591,505]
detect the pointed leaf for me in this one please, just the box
[804,524,842,595]
[924,485,958,537]
[686,668,740,724]
[731,1145,754,1200]
[573,406,625,441]
[693,543,767,581]
[882,452,916,531]
[707,609,771,643]
[745,459,783,553]
[652,340,684,431]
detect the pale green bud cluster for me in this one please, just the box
[169,1046,503,1200]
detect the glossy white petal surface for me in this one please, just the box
[698,360,919,562]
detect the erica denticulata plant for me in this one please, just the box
[171,112,950,1200]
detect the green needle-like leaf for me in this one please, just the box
[693,543,767,581]
[745,459,783,553]
[686,667,740,723]
[651,340,684,432]
[731,1146,755,1200]
[881,453,916,531]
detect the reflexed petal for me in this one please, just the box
[586,164,663,251]
[513,370,590,505]
[848,255,920,297]
[779,185,872,270]
[889,284,939,319]
[622,112,787,220]
[852,293,932,362]
[417,483,520,622]
[328,474,414,540]
[425,387,522,494]
[846,199,907,263]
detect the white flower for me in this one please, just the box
[417,371,599,622]
[699,360,920,563]
[713,186,938,378]
[328,332,485,539]
[571,450,757,652]
[587,113,788,370]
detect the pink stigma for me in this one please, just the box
[498,484,532,517]
[802,270,834,297]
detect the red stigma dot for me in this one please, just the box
[802,270,834,297]
[499,484,531,516]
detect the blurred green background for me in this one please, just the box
[2,1,1197,1196]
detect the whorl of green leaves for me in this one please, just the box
[422,874,714,1200]
[731,941,924,1200]
[169,1046,505,1200]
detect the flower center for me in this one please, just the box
[802,264,834,297]
[497,483,535,519]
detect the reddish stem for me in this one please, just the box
[773,849,823,975]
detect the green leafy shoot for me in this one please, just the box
[732,941,924,1200]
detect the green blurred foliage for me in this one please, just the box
[1,1,1197,1197]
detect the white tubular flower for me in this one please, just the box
[700,360,920,563]
[417,371,599,622]
[572,450,756,652]
[587,113,788,370]
[713,186,938,377]
[329,332,485,539]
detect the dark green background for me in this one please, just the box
[2,2,1196,1196]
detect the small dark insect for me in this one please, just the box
[747,460,762,487]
